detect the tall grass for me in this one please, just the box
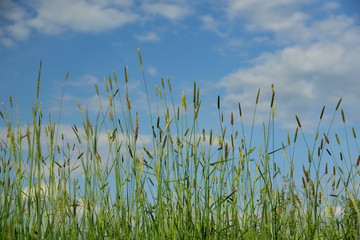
[1,51,360,239]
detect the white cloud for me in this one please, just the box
[0,0,194,46]
[322,2,340,11]
[141,2,190,20]
[201,15,227,37]
[0,37,15,47]
[0,0,139,45]
[0,0,29,22]
[217,40,360,130]
[216,1,360,131]
[226,0,314,43]
[0,121,153,180]
[28,0,139,34]
[6,22,31,41]
[147,65,158,76]
[227,0,309,29]
[135,32,160,42]
[67,74,99,87]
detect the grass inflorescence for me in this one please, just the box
[1,52,360,239]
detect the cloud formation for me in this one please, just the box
[217,0,360,131]
[141,2,191,20]
[0,0,192,46]
[135,32,160,42]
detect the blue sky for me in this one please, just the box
[1,0,360,186]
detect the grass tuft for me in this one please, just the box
[1,57,359,239]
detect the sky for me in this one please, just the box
[1,0,360,192]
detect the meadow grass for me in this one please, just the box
[1,51,360,239]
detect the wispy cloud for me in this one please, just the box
[66,74,99,87]
[29,0,139,33]
[0,0,195,47]
[217,1,360,131]
[135,32,160,42]
[226,0,310,33]
[200,15,227,37]
[0,0,139,45]
[141,2,191,20]
[147,65,158,76]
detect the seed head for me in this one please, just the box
[323,133,330,144]
[325,163,328,174]
[341,109,345,123]
[294,128,298,143]
[238,102,242,117]
[256,88,260,104]
[295,115,302,128]
[320,106,325,119]
[336,98,342,111]
[126,92,131,110]
[352,127,357,139]
[270,84,275,108]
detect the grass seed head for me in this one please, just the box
[118,119,124,134]
[341,109,345,123]
[109,74,113,91]
[193,81,196,104]
[352,127,357,139]
[95,83,99,96]
[167,77,172,94]
[270,84,275,108]
[104,76,109,92]
[138,48,143,71]
[302,177,306,188]
[124,66,129,87]
[256,88,260,104]
[320,106,325,119]
[324,133,330,144]
[76,99,83,116]
[161,76,165,92]
[113,70,118,85]
[325,163,328,174]
[272,102,277,118]
[336,177,341,189]
[135,112,138,141]
[225,143,229,159]
[335,133,340,145]
[295,115,302,128]
[238,102,242,117]
[126,92,131,110]
[336,97,342,111]
[326,148,331,156]
[320,139,323,150]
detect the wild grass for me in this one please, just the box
[1,51,360,239]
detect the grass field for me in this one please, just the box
[1,51,360,239]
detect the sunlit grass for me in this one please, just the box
[1,51,360,239]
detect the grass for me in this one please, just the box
[1,51,360,239]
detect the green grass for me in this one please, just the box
[1,51,360,239]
